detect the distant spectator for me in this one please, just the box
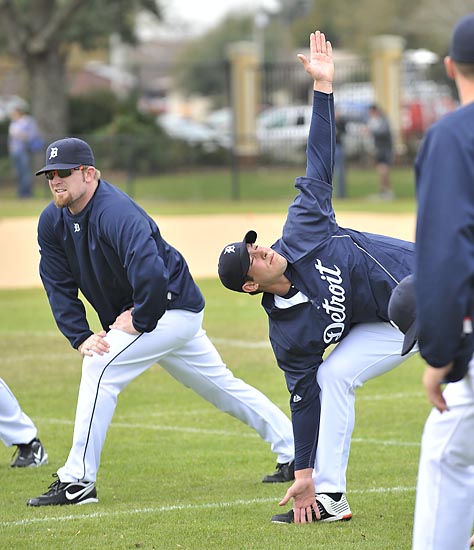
[367,104,394,200]
[334,108,347,198]
[8,102,43,199]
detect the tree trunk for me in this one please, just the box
[0,0,89,140]
[0,0,161,142]
[26,49,69,140]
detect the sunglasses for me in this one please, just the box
[44,166,85,180]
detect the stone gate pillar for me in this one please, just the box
[227,41,260,162]
[370,35,405,154]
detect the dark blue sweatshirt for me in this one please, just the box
[263,91,414,470]
[415,102,474,368]
[38,181,204,349]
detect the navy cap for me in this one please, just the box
[450,13,474,63]
[36,137,95,175]
[218,230,257,292]
[388,274,418,356]
[389,274,472,383]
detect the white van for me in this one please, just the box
[257,103,371,162]
[257,105,312,162]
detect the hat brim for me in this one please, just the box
[401,321,417,355]
[35,162,83,176]
[238,240,250,276]
[239,230,257,280]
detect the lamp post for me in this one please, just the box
[253,11,269,66]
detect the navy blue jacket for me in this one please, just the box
[38,181,204,349]
[415,102,474,369]
[263,91,414,470]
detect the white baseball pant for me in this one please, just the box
[0,377,37,447]
[57,309,294,482]
[412,362,474,550]
[314,322,418,492]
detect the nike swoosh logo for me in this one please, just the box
[65,484,94,501]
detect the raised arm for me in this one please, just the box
[297,30,334,93]
[277,30,337,262]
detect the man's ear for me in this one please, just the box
[242,280,259,294]
[84,166,96,182]
[444,55,455,80]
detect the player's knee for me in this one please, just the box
[317,360,354,388]
[82,352,109,372]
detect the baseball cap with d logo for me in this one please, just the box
[35,137,95,175]
[218,230,257,292]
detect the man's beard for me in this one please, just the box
[53,192,71,208]
[54,195,71,208]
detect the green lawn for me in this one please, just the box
[0,167,423,548]
[0,282,429,550]
[0,165,416,218]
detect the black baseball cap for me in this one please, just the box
[36,137,95,175]
[388,274,418,356]
[218,230,257,292]
[389,273,473,383]
[450,13,474,63]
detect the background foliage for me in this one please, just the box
[0,0,472,137]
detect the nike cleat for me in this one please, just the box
[27,476,98,506]
[271,493,352,523]
[11,438,48,468]
[315,493,352,522]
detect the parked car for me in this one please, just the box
[400,81,457,154]
[157,113,231,151]
[204,79,455,164]
[206,108,233,135]
[256,105,311,162]
[256,103,371,162]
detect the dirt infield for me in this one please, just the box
[0,212,415,289]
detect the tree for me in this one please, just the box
[172,13,294,104]
[288,0,474,54]
[172,15,254,103]
[408,0,474,53]
[0,0,161,138]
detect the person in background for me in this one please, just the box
[0,377,48,467]
[367,104,394,200]
[8,102,42,199]
[334,108,347,199]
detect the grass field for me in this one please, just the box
[0,165,417,218]
[0,166,424,548]
[0,281,430,550]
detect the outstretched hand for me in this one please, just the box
[297,30,334,93]
[279,473,320,524]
